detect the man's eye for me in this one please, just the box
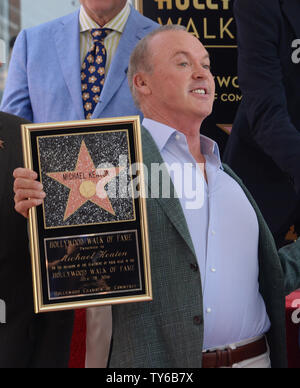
[179,62,189,67]
[203,64,211,70]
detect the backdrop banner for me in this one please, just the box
[134,0,239,155]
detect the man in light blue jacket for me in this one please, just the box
[0,1,157,123]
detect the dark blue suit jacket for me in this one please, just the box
[224,0,300,244]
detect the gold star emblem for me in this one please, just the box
[47,141,125,221]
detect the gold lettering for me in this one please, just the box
[186,18,199,39]
[157,17,183,25]
[216,76,231,88]
[49,240,64,249]
[155,0,231,11]
[175,0,189,10]
[87,237,104,245]
[204,18,216,39]
[155,0,172,10]
[117,233,133,242]
[220,93,242,102]
[220,18,235,39]
[120,265,135,272]
[232,76,239,89]
[207,0,218,10]
[192,0,205,9]
[220,0,230,10]
[107,235,114,243]
[215,76,240,89]
[90,268,107,275]
[60,252,96,263]
[114,284,137,291]
[52,270,88,279]
[98,250,128,259]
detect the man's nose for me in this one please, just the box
[192,66,207,80]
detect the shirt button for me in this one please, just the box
[212,230,216,236]
[211,268,217,273]
[175,134,181,141]
[193,316,203,326]
[206,308,212,314]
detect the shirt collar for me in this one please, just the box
[142,118,223,168]
[79,1,131,33]
[142,118,176,153]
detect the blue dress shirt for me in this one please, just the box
[143,118,271,350]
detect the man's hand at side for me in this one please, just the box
[13,168,46,218]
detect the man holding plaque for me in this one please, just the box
[13,26,300,368]
[2,0,158,368]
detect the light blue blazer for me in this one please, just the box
[0,6,158,123]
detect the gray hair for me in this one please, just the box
[128,25,187,108]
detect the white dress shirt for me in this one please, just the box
[143,118,271,350]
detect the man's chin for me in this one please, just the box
[197,107,214,120]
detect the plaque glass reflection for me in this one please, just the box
[22,117,152,313]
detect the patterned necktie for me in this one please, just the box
[81,28,112,119]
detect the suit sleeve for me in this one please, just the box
[278,240,300,296]
[0,30,33,122]
[234,0,300,192]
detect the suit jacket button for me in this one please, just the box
[193,316,203,326]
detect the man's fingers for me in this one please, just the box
[14,189,46,202]
[14,198,44,219]
[13,167,38,180]
[14,178,44,193]
[13,167,46,218]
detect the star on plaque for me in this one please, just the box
[47,140,125,221]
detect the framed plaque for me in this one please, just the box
[22,116,152,313]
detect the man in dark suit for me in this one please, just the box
[0,112,74,367]
[223,0,300,248]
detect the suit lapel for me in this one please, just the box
[92,7,154,118]
[142,127,196,258]
[54,11,85,120]
[280,0,300,38]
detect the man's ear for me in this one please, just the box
[133,72,152,97]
